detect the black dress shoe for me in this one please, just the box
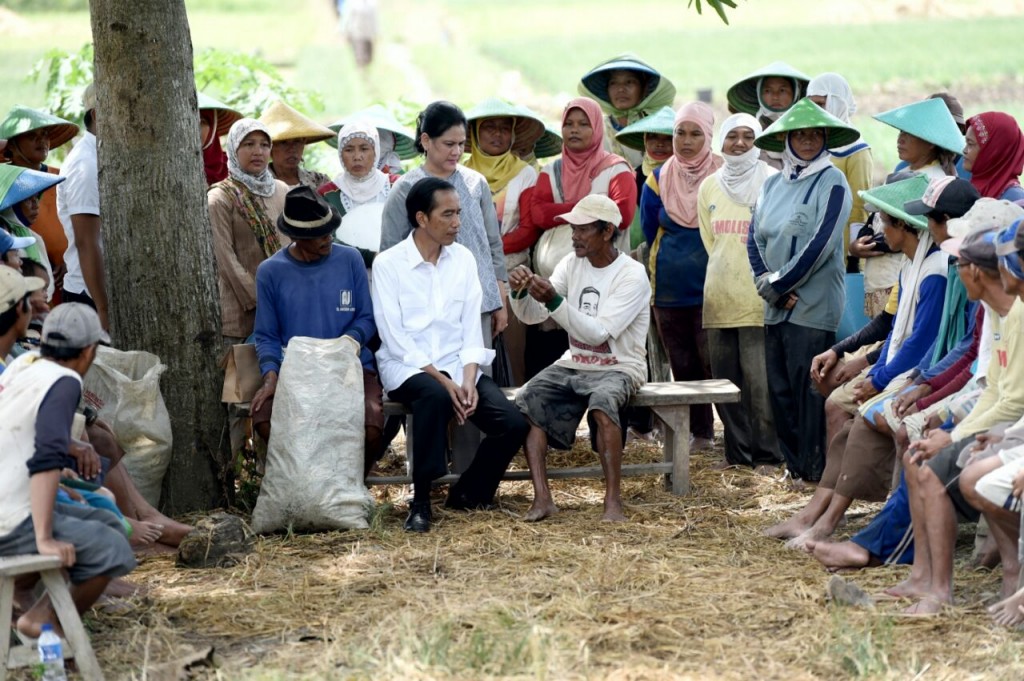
[404,502,432,533]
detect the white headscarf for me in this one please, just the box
[781,132,834,182]
[806,73,861,154]
[334,121,390,207]
[715,113,776,206]
[377,130,402,172]
[226,118,277,197]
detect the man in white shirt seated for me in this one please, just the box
[0,304,135,638]
[509,194,652,523]
[372,177,529,533]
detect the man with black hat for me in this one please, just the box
[0,303,135,638]
[251,186,384,473]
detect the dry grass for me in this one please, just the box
[43,439,1024,680]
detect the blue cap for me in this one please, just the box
[0,228,36,255]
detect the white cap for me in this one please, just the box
[0,267,44,314]
[946,197,1024,238]
[556,194,622,226]
[41,303,110,349]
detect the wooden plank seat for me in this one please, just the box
[0,554,105,680]
[230,378,739,496]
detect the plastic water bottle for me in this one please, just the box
[38,623,67,681]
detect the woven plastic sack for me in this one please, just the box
[81,346,172,506]
[252,336,372,533]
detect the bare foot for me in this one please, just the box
[601,499,627,522]
[988,587,1024,627]
[1002,571,1021,600]
[901,596,949,616]
[786,526,833,551]
[127,518,164,547]
[523,500,558,522]
[763,515,813,540]
[138,511,192,547]
[691,437,714,451]
[883,578,930,600]
[16,609,60,640]
[811,541,872,571]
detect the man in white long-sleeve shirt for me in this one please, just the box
[372,177,528,533]
[509,194,651,522]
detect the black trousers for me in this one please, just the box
[62,289,96,308]
[389,373,528,504]
[764,322,835,482]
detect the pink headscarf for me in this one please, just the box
[658,102,723,227]
[559,97,626,204]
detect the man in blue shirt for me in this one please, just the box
[251,186,384,475]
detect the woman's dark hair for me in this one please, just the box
[21,258,46,280]
[405,177,456,229]
[0,295,29,336]
[936,149,959,177]
[926,210,949,225]
[414,101,467,154]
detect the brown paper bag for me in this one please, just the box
[221,344,262,403]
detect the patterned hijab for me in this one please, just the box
[334,121,390,205]
[226,118,276,198]
[559,97,626,204]
[659,102,722,226]
[967,112,1024,199]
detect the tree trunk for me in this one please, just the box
[90,0,228,513]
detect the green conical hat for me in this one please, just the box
[464,98,546,158]
[858,174,930,229]
[873,98,965,155]
[578,53,676,121]
[726,61,810,116]
[0,106,79,150]
[754,98,860,153]
[615,105,675,151]
[533,123,563,159]
[197,92,243,138]
[327,104,417,159]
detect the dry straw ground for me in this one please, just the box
[58,438,1024,680]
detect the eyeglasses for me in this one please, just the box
[956,261,972,269]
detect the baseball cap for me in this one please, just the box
[941,228,999,270]
[0,229,37,256]
[557,194,622,226]
[904,176,980,218]
[41,303,110,349]
[945,198,1024,239]
[0,267,44,314]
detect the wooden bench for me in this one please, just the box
[1,554,104,681]
[231,379,739,496]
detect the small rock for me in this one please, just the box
[176,512,254,569]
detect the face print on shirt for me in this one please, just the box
[579,286,600,317]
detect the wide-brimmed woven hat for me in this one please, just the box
[873,98,965,155]
[579,54,675,107]
[276,185,341,239]
[859,174,930,229]
[0,164,65,212]
[197,92,243,138]
[465,98,546,159]
[0,106,79,150]
[754,98,860,153]
[534,123,562,159]
[727,61,810,116]
[327,104,417,159]
[259,100,334,144]
[614,105,676,151]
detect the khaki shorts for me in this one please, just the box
[826,342,883,416]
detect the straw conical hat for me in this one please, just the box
[197,92,243,138]
[727,61,810,116]
[259,100,334,144]
[0,164,65,212]
[0,106,79,150]
[754,98,860,153]
[615,106,676,151]
[858,174,930,229]
[533,123,563,159]
[464,98,546,159]
[873,98,965,155]
[327,104,417,159]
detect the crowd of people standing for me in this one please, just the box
[3,50,1024,643]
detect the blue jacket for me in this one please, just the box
[254,244,376,375]
[641,166,708,308]
[747,165,852,332]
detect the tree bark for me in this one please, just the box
[90,0,228,513]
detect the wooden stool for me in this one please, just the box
[0,554,104,681]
